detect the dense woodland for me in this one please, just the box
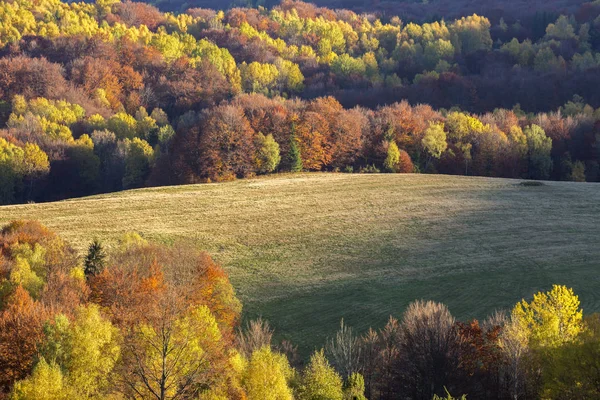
[1,0,600,204]
[140,0,586,25]
[0,219,598,400]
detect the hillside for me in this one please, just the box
[149,0,585,23]
[1,173,599,352]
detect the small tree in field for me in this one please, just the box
[84,239,106,279]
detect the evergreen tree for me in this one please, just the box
[84,239,106,279]
[289,129,303,172]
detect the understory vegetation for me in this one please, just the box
[0,220,599,399]
[1,0,600,204]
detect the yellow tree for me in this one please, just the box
[243,346,294,400]
[124,304,225,400]
[10,358,73,400]
[12,304,120,399]
[298,349,344,400]
[512,285,583,348]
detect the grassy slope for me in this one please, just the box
[1,173,599,353]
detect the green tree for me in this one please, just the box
[331,54,366,78]
[288,133,303,173]
[545,15,576,40]
[298,349,344,400]
[432,388,467,400]
[66,136,101,194]
[0,138,24,204]
[84,239,106,279]
[108,112,137,140]
[122,138,154,189]
[255,133,281,174]
[450,14,493,54]
[540,314,600,398]
[570,161,586,182]
[524,124,553,180]
[0,139,49,204]
[534,47,561,73]
[343,373,367,400]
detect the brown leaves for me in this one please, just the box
[0,286,49,392]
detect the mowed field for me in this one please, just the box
[1,173,599,353]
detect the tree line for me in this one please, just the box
[1,91,599,204]
[2,0,600,204]
[0,220,598,399]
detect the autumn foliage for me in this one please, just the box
[0,0,597,204]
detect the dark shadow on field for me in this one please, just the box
[239,181,600,357]
[246,263,600,358]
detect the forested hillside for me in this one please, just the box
[1,218,600,399]
[1,0,600,205]
[140,0,586,25]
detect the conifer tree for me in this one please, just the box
[289,123,303,172]
[84,239,106,279]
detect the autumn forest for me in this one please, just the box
[1,0,600,398]
[0,0,599,204]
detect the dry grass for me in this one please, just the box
[1,173,599,353]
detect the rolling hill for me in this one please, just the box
[1,173,598,353]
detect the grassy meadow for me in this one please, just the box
[1,173,598,354]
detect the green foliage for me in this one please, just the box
[534,47,562,73]
[9,257,44,299]
[524,124,553,180]
[0,138,49,204]
[450,14,492,54]
[539,314,600,398]
[157,125,176,147]
[288,134,303,173]
[298,349,344,400]
[256,133,281,174]
[570,161,586,182]
[545,15,576,40]
[122,138,154,189]
[67,136,101,192]
[108,112,138,140]
[432,388,467,400]
[343,373,367,400]
[84,239,106,279]
[331,55,366,77]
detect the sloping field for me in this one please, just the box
[1,173,599,353]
